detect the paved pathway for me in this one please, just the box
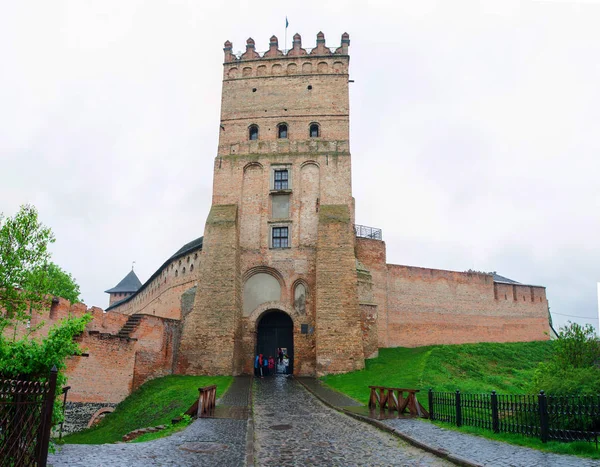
[299,377,600,467]
[383,418,600,467]
[48,377,252,467]
[253,376,451,466]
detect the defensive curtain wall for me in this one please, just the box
[16,297,179,434]
[355,237,550,349]
[106,237,204,319]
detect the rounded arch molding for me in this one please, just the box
[243,161,263,173]
[246,302,299,332]
[243,265,285,287]
[300,160,319,169]
[87,407,115,428]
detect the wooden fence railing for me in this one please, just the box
[368,386,429,418]
[197,385,217,417]
[180,384,218,421]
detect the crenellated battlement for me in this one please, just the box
[224,32,349,62]
[223,32,350,80]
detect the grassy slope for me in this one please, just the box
[321,341,600,459]
[321,341,554,405]
[62,375,233,444]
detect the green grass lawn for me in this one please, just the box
[321,341,554,405]
[321,341,600,459]
[61,375,232,444]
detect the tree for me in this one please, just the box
[31,262,82,304]
[0,204,90,388]
[0,204,81,335]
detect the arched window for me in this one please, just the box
[309,123,320,138]
[278,123,288,139]
[249,124,259,140]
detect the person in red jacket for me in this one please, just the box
[258,354,264,378]
[268,356,275,376]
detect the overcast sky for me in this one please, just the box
[1,1,599,332]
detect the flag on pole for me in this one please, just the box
[286,17,289,28]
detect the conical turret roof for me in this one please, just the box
[105,270,142,294]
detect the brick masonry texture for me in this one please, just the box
[315,205,365,374]
[356,238,549,348]
[176,205,242,375]
[8,33,551,425]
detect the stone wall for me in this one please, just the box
[6,297,178,405]
[66,333,136,403]
[385,264,550,347]
[65,313,178,403]
[315,205,365,375]
[357,260,379,359]
[106,249,202,320]
[61,402,117,435]
[355,238,389,348]
[176,205,241,375]
[356,238,550,349]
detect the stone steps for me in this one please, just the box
[116,315,142,338]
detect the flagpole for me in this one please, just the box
[284,17,288,54]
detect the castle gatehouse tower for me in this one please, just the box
[175,32,365,376]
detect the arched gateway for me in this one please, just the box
[256,310,293,374]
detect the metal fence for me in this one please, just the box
[429,389,600,448]
[0,367,58,467]
[354,224,383,240]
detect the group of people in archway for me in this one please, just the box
[254,348,290,377]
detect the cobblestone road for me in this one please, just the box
[253,376,451,466]
[48,377,252,467]
[48,418,247,467]
[300,377,600,467]
[383,418,600,467]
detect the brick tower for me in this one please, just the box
[176,32,365,376]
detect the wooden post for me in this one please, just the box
[379,388,386,409]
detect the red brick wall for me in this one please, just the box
[130,315,179,390]
[66,334,135,403]
[315,205,365,375]
[176,205,241,375]
[356,238,389,348]
[384,264,550,347]
[4,297,178,404]
[107,249,201,320]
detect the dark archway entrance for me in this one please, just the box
[256,310,293,374]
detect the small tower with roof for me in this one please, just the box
[105,270,142,307]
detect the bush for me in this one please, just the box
[531,362,600,395]
[530,322,600,395]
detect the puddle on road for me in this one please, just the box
[269,424,293,431]
[179,442,229,453]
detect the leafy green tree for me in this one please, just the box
[0,204,56,331]
[0,205,91,423]
[30,262,82,304]
[0,204,82,334]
